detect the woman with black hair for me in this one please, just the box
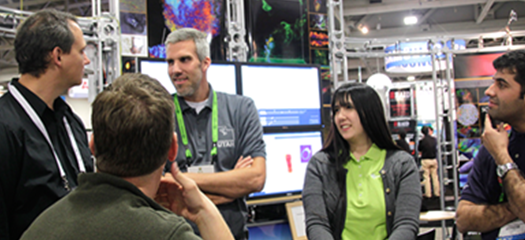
[303,83,421,240]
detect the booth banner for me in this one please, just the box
[384,40,466,73]
[389,88,412,118]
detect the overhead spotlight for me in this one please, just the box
[404,16,418,25]
[407,76,415,81]
[360,25,369,34]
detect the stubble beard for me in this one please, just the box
[174,77,201,97]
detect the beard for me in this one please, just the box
[175,84,196,97]
[174,77,201,97]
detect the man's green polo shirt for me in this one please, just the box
[341,143,387,240]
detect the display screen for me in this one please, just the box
[249,131,323,199]
[241,64,322,127]
[138,58,237,95]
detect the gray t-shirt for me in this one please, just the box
[167,85,266,240]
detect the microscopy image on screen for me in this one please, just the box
[249,131,323,199]
[147,0,226,60]
[246,0,308,64]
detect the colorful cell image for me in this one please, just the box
[148,0,224,59]
[121,12,147,35]
[308,0,326,13]
[310,31,328,48]
[457,103,479,126]
[457,138,481,160]
[162,0,221,36]
[457,124,481,139]
[122,57,136,73]
[149,44,166,58]
[320,67,330,81]
[247,0,308,64]
[456,88,479,105]
[309,14,326,30]
[310,49,329,66]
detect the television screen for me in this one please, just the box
[138,58,237,95]
[249,131,323,199]
[241,64,321,127]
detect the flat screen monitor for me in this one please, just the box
[138,58,238,95]
[241,64,322,127]
[249,131,323,199]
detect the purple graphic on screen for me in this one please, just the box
[300,145,312,163]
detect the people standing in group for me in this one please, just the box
[21,73,234,240]
[456,50,525,240]
[0,9,93,240]
[303,83,421,240]
[419,125,440,198]
[164,27,266,240]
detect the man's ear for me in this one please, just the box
[168,132,178,162]
[51,46,63,67]
[201,56,211,72]
[89,134,96,155]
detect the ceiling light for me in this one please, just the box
[404,16,418,25]
[407,76,415,81]
[360,26,369,34]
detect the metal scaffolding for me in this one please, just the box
[0,0,121,101]
[225,0,248,62]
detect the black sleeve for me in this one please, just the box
[0,123,21,239]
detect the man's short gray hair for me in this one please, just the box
[165,28,210,62]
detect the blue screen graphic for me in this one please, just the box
[241,64,321,127]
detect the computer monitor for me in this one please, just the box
[249,131,323,200]
[240,64,322,128]
[138,58,238,95]
[138,58,175,94]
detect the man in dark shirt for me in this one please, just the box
[165,28,266,239]
[456,50,525,240]
[0,9,93,240]
[418,126,439,198]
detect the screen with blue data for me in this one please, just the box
[138,58,237,95]
[240,64,321,127]
[249,131,323,199]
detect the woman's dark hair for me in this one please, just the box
[322,83,400,184]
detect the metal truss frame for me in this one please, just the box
[0,0,121,101]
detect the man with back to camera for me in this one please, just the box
[0,9,93,240]
[418,126,440,198]
[164,27,266,240]
[456,50,525,240]
[21,73,234,240]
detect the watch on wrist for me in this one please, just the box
[497,162,519,179]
